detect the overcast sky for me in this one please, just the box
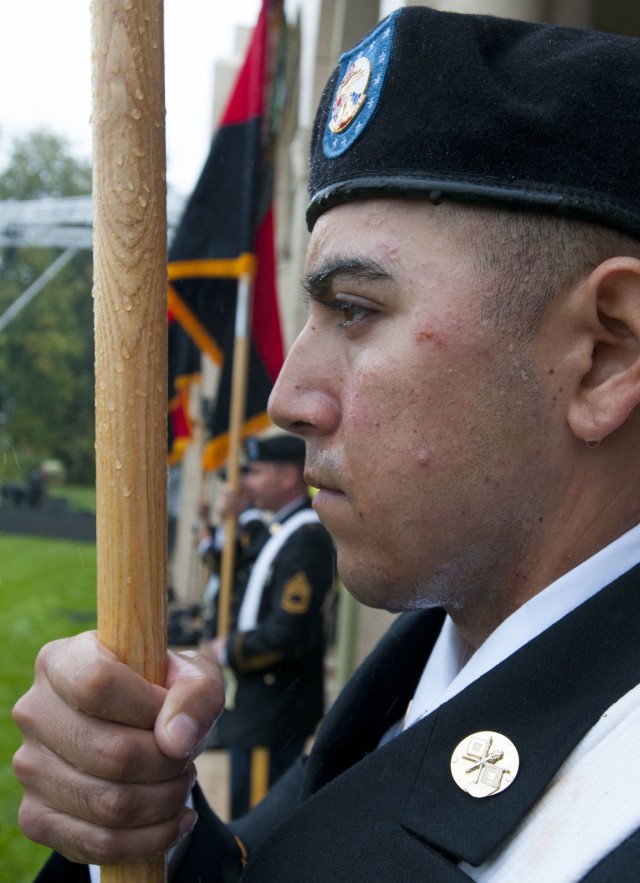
[0,0,262,196]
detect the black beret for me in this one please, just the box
[307,7,640,239]
[244,434,306,464]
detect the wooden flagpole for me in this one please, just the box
[217,267,256,637]
[92,0,168,880]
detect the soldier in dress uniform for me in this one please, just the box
[13,7,640,881]
[196,469,268,648]
[205,434,335,819]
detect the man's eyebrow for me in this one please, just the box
[302,257,391,299]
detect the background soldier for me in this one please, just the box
[205,434,335,819]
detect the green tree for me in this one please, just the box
[0,130,92,200]
[0,131,95,484]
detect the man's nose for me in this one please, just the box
[268,325,340,439]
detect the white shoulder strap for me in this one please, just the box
[461,681,640,882]
[237,508,319,631]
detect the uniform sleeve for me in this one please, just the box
[172,764,307,880]
[228,756,307,853]
[170,783,246,881]
[34,852,90,882]
[226,524,335,673]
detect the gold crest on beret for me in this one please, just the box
[329,56,372,134]
[323,15,396,159]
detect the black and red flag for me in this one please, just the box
[167,0,285,470]
[167,305,200,466]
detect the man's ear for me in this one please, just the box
[567,257,640,442]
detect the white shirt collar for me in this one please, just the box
[404,523,640,729]
[272,494,308,524]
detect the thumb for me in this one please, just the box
[155,649,225,759]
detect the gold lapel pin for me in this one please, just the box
[450,731,519,798]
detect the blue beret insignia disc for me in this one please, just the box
[329,56,372,134]
[323,12,397,159]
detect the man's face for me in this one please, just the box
[269,199,559,616]
[242,460,287,512]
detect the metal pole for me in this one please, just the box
[0,247,78,332]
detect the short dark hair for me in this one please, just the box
[440,204,640,338]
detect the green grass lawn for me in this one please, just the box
[0,534,97,882]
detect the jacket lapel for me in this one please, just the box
[302,607,445,796]
[400,564,640,864]
[303,565,640,867]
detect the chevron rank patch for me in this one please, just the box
[281,572,313,614]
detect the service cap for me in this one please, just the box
[244,434,306,464]
[308,7,640,239]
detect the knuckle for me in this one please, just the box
[12,689,38,735]
[82,820,177,866]
[11,693,26,728]
[79,826,128,866]
[69,657,116,715]
[95,784,140,827]
[94,731,141,780]
[17,797,46,844]
[12,745,32,786]
[33,640,57,675]
[93,775,190,829]
[33,638,73,689]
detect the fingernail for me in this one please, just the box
[178,808,198,841]
[165,713,200,756]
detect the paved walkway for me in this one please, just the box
[0,504,95,541]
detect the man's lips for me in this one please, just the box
[310,487,346,527]
[312,486,344,502]
[305,470,343,495]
